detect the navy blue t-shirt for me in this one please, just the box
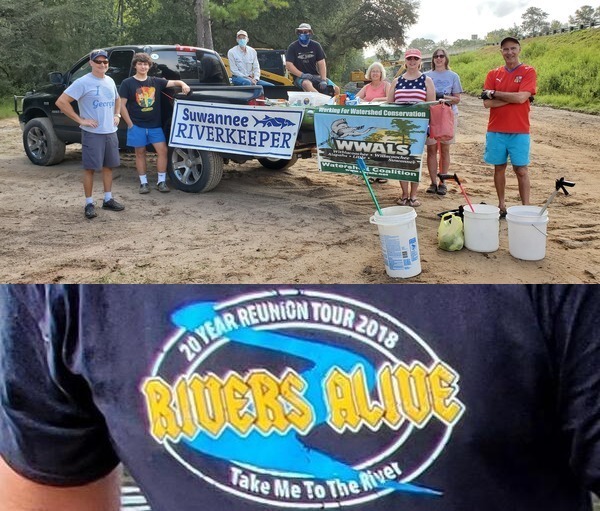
[119,76,169,128]
[0,285,599,511]
[285,40,326,76]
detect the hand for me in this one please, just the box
[318,80,329,93]
[181,84,191,94]
[80,118,98,128]
[480,90,495,100]
[300,73,314,81]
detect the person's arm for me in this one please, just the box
[483,98,508,109]
[113,95,121,127]
[55,93,98,128]
[356,84,368,100]
[386,78,397,103]
[377,82,390,102]
[165,79,191,94]
[316,59,327,81]
[425,76,436,102]
[446,73,462,104]
[0,457,122,511]
[251,49,260,82]
[286,61,304,79]
[483,90,531,104]
[119,97,134,128]
[227,49,243,78]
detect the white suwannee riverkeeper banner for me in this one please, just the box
[169,100,304,159]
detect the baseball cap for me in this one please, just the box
[404,48,422,59]
[500,36,520,47]
[237,30,248,38]
[295,23,313,34]
[90,49,109,60]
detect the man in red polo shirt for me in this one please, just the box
[481,37,537,217]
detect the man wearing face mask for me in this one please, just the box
[286,23,339,95]
[227,30,273,87]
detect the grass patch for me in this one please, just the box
[0,97,18,120]
[450,29,600,115]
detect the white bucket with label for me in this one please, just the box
[463,204,500,253]
[506,206,549,260]
[369,206,421,278]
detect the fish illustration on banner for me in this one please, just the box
[169,100,304,159]
[314,104,431,182]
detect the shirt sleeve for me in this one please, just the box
[533,285,600,496]
[119,78,131,99]
[227,48,243,77]
[64,78,85,101]
[452,72,463,94]
[483,69,496,91]
[0,285,120,486]
[314,42,326,62]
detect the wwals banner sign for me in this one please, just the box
[169,100,304,159]
[314,104,430,182]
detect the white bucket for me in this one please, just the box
[369,206,421,278]
[463,204,500,253]
[506,206,549,260]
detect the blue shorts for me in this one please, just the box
[484,132,530,167]
[126,125,166,148]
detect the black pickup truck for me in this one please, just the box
[14,44,316,192]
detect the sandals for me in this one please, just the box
[396,197,421,207]
[436,183,447,196]
[369,177,388,184]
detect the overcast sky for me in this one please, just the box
[406,1,579,45]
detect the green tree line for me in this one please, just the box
[0,0,418,96]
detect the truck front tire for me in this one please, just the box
[167,146,224,193]
[23,118,66,166]
[258,155,298,170]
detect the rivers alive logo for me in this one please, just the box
[141,290,465,508]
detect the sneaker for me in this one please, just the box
[436,183,448,195]
[102,198,125,211]
[156,181,170,193]
[84,203,97,219]
[426,184,437,194]
[139,183,150,194]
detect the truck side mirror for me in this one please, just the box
[48,72,64,84]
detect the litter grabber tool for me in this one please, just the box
[357,158,383,216]
[539,177,575,216]
[438,173,475,213]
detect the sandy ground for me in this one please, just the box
[0,95,598,283]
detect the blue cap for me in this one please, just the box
[90,49,109,60]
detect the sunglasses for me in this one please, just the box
[406,56,420,61]
[93,59,109,65]
[434,54,446,58]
